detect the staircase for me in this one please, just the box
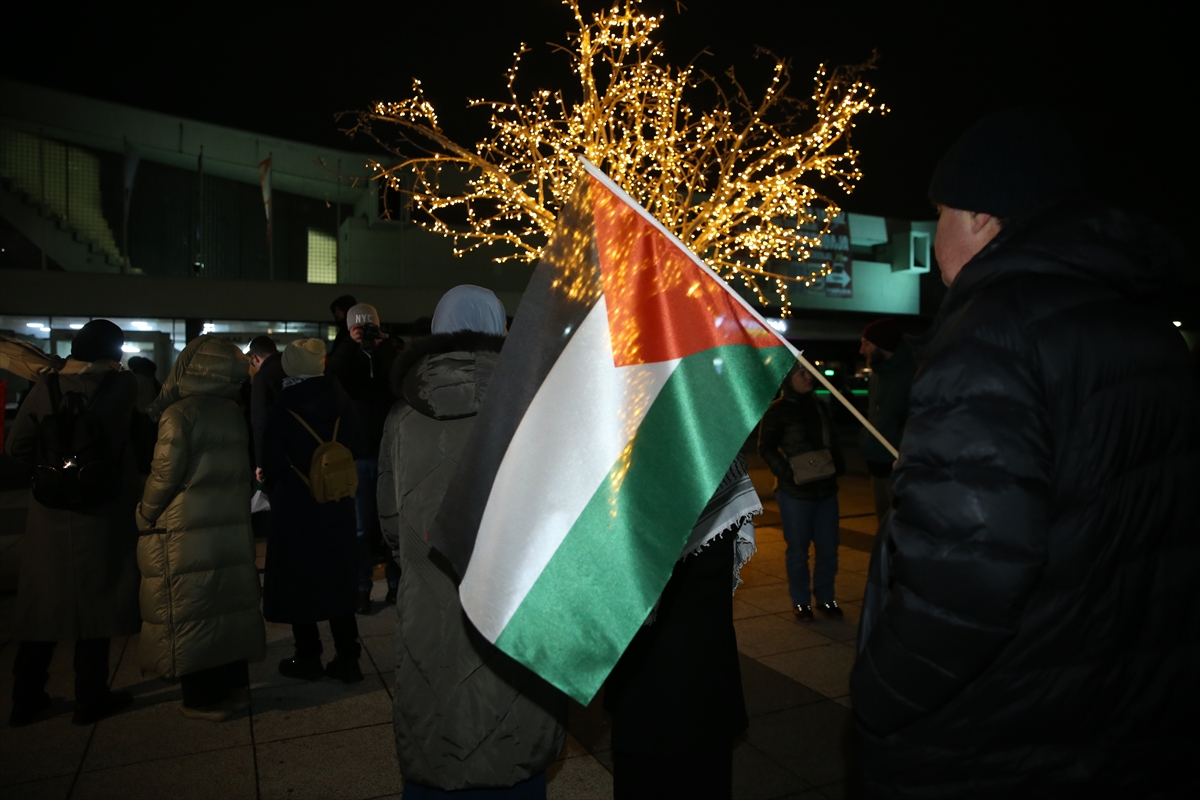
[0,127,127,272]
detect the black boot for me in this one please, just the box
[325,654,364,684]
[355,591,372,615]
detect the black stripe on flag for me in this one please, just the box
[429,178,603,578]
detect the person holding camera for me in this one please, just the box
[758,364,846,623]
[326,302,402,613]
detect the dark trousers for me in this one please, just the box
[613,748,732,800]
[179,660,249,708]
[776,491,840,607]
[13,638,110,707]
[605,532,745,799]
[355,458,401,592]
[293,615,360,659]
[866,461,896,527]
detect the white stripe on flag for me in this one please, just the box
[460,296,679,641]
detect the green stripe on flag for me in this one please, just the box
[495,344,792,704]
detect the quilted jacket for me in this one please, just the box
[850,198,1200,797]
[378,331,566,790]
[136,336,265,678]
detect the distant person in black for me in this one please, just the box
[329,294,357,356]
[248,335,285,482]
[262,338,363,684]
[126,356,160,413]
[126,355,161,473]
[326,302,402,613]
[857,318,916,525]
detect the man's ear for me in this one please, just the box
[967,211,996,234]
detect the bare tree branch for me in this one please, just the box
[349,0,885,310]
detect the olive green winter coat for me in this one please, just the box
[379,331,566,791]
[136,336,265,678]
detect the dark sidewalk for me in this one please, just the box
[0,452,877,799]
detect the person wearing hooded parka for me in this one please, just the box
[136,335,266,721]
[6,320,141,727]
[378,285,566,798]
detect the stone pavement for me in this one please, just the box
[0,450,877,799]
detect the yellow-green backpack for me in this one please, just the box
[287,410,358,503]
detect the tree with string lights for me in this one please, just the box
[345,0,885,312]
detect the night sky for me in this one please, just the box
[3,1,1193,236]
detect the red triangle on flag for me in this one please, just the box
[588,175,782,368]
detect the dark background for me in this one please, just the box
[2,1,1192,237]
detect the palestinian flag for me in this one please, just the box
[430,159,795,704]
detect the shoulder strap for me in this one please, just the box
[44,372,64,415]
[86,369,120,412]
[287,409,325,445]
[817,399,830,449]
[40,373,68,454]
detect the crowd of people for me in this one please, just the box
[3,106,1198,798]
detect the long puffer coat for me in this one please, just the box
[378,331,566,790]
[850,198,1200,798]
[5,358,142,641]
[136,336,266,678]
[261,375,359,623]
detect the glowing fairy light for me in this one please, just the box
[346,0,885,311]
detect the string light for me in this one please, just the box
[345,0,885,311]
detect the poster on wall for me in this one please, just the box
[796,212,852,298]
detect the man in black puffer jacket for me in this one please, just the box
[850,108,1200,797]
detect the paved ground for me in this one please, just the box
[0,447,878,799]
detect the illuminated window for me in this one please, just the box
[306,229,337,284]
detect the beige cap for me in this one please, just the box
[281,338,327,377]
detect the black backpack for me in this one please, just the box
[32,371,123,510]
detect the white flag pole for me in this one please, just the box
[575,155,900,462]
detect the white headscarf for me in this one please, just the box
[431,285,508,336]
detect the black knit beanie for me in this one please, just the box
[930,107,1080,220]
[862,318,904,353]
[71,320,124,362]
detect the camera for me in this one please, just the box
[359,323,380,352]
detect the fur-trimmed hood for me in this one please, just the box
[391,331,505,421]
